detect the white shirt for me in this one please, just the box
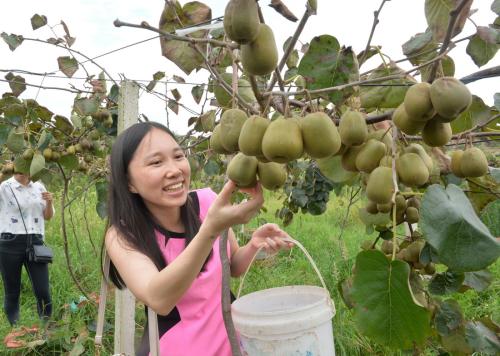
[0,177,49,235]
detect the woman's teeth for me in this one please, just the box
[165,182,183,192]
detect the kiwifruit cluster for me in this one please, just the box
[211,110,341,190]
[364,187,422,225]
[224,0,278,76]
[393,77,472,146]
[213,72,256,108]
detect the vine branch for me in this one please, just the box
[359,0,390,66]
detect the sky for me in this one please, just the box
[0,0,498,134]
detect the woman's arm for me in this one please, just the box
[229,223,293,277]
[107,180,264,316]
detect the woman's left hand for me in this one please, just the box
[249,223,294,254]
[41,192,53,203]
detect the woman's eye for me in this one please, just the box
[150,160,161,166]
[175,154,185,160]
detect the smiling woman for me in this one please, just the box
[103,121,293,355]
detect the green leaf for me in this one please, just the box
[402,31,435,57]
[3,103,26,125]
[30,152,45,177]
[30,14,47,30]
[6,127,25,153]
[317,155,358,183]
[197,110,215,132]
[13,156,31,175]
[159,1,211,74]
[481,198,500,236]
[59,154,78,171]
[73,97,99,116]
[171,88,181,101]
[357,46,380,67]
[167,99,179,115]
[191,85,204,104]
[0,125,10,146]
[1,32,24,51]
[421,184,500,272]
[467,174,500,214]
[108,84,119,104]
[465,321,500,354]
[451,95,492,133]
[54,115,73,133]
[96,180,108,219]
[57,56,79,78]
[34,105,53,121]
[428,271,465,295]
[351,250,431,349]
[434,299,465,336]
[466,34,499,67]
[492,0,500,15]
[462,270,493,292]
[298,35,359,105]
[359,62,416,110]
[153,71,165,81]
[425,0,472,42]
[37,130,52,150]
[203,159,219,176]
[358,207,391,227]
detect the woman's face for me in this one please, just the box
[127,128,191,212]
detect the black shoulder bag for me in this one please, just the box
[8,184,53,264]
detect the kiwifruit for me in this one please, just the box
[366,166,394,204]
[341,145,363,172]
[424,263,436,275]
[257,161,287,190]
[22,148,34,160]
[404,240,425,263]
[366,200,379,214]
[219,108,247,152]
[422,119,452,147]
[241,24,278,76]
[66,145,76,155]
[367,128,393,152]
[338,110,367,146]
[403,82,435,121]
[377,202,393,213]
[42,148,53,161]
[396,153,429,187]
[381,239,398,255]
[379,155,393,168]
[223,0,260,44]
[300,112,341,158]
[392,103,426,135]
[226,152,258,188]
[405,143,433,172]
[395,193,407,214]
[355,139,387,173]
[406,196,421,209]
[51,152,60,162]
[461,147,489,177]
[209,125,230,154]
[361,240,374,251]
[213,73,257,108]
[405,206,420,224]
[429,77,472,119]
[261,117,303,163]
[434,113,457,124]
[238,115,270,157]
[450,150,465,178]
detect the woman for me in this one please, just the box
[105,122,292,355]
[0,171,54,326]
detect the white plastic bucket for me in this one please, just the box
[232,238,336,356]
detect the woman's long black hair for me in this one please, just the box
[102,122,203,289]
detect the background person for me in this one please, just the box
[104,122,293,355]
[0,171,54,326]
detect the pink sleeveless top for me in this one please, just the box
[153,188,232,356]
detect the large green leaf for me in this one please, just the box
[421,184,500,272]
[466,34,499,67]
[159,1,211,75]
[297,35,359,105]
[467,174,500,214]
[0,125,10,146]
[428,271,464,295]
[73,97,99,116]
[359,62,416,110]
[351,250,431,349]
[462,270,493,292]
[5,73,26,97]
[13,156,31,175]
[30,14,47,30]
[425,0,472,42]
[95,180,108,219]
[30,152,45,177]
[317,155,358,183]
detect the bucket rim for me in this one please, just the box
[232,285,333,317]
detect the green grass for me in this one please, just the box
[0,184,498,355]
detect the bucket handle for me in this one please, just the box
[236,236,334,311]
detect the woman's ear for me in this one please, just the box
[128,182,138,194]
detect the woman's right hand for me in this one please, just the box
[202,180,264,237]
